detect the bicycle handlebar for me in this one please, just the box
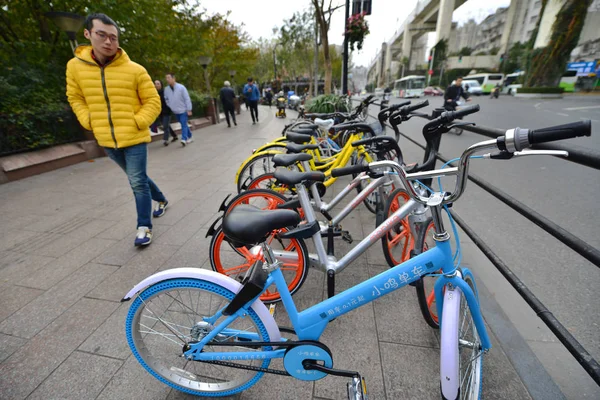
[363,120,593,206]
[330,164,370,178]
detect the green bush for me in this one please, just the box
[517,87,564,94]
[188,91,211,118]
[305,94,350,113]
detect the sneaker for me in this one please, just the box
[181,139,186,147]
[171,136,178,142]
[134,227,152,246]
[153,200,168,217]
[234,122,237,126]
[186,138,194,144]
[252,121,256,125]
[163,140,169,146]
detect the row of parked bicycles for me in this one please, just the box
[122,95,592,399]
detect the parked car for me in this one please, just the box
[374,87,385,97]
[462,80,483,96]
[424,86,444,96]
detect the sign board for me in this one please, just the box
[566,61,597,76]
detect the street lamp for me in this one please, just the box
[198,56,212,93]
[45,11,85,52]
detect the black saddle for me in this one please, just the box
[273,153,312,167]
[286,132,313,144]
[286,143,319,153]
[274,169,325,186]
[222,205,300,247]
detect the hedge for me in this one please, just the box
[517,87,564,94]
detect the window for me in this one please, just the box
[562,70,577,78]
[489,75,503,80]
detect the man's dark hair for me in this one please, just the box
[247,77,253,82]
[85,13,120,33]
[166,73,175,78]
[456,76,463,80]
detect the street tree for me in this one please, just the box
[311,0,344,94]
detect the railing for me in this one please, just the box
[355,98,600,387]
[0,110,87,157]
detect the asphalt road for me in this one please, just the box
[366,93,600,368]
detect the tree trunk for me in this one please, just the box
[526,0,591,87]
[313,0,332,95]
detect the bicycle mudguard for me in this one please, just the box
[205,215,223,238]
[121,267,281,342]
[223,261,269,316]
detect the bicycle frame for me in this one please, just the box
[185,205,491,362]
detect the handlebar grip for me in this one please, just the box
[387,100,411,112]
[452,104,480,119]
[330,164,370,178]
[351,135,398,147]
[405,100,429,113]
[528,120,591,145]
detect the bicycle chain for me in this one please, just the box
[198,359,290,376]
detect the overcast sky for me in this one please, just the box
[199,0,510,67]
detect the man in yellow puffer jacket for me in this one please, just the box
[66,13,168,247]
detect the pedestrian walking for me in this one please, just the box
[66,13,168,246]
[164,73,193,146]
[243,77,261,124]
[265,89,273,108]
[219,80,237,128]
[153,79,178,145]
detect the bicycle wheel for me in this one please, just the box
[381,188,415,267]
[350,149,379,214]
[440,272,483,400]
[125,278,271,397]
[412,218,441,329]
[247,173,296,197]
[236,151,286,193]
[209,225,309,303]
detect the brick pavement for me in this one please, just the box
[0,107,532,399]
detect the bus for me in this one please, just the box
[464,73,504,93]
[559,70,577,92]
[392,75,426,98]
[501,71,525,95]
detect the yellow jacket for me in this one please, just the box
[66,46,160,148]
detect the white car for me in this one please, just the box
[462,80,483,96]
[374,88,385,97]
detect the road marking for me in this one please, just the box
[557,112,569,116]
[534,102,542,109]
[563,105,600,111]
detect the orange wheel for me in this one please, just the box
[247,173,295,197]
[209,226,309,303]
[381,188,415,268]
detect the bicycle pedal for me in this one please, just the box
[347,374,368,400]
[341,231,353,244]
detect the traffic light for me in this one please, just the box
[458,55,463,63]
[500,53,505,62]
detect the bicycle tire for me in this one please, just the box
[412,218,441,329]
[209,225,309,303]
[236,151,287,193]
[125,278,271,397]
[247,173,296,197]
[380,188,415,267]
[439,271,484,400]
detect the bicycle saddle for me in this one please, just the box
[286,143,319,153]
[223,205,300,247]
[273,153,312,167]
[333,121,383,135]
[286,132,312,144]
[274,169,325,186]
[314,118,335,130]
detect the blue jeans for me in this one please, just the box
[176,113,192,141]
[104,143,166,229]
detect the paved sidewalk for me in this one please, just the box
[1,107,533,399]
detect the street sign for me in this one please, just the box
[566,61,597,76]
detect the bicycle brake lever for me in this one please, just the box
[447,121,475,129]
[514,149,569,157]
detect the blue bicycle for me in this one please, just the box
[122,116,591,399]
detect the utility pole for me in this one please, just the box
[427,46,435,86]
[314,8,319,97]
[342,0,350,95]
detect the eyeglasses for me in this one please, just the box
[93,30,118,44]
